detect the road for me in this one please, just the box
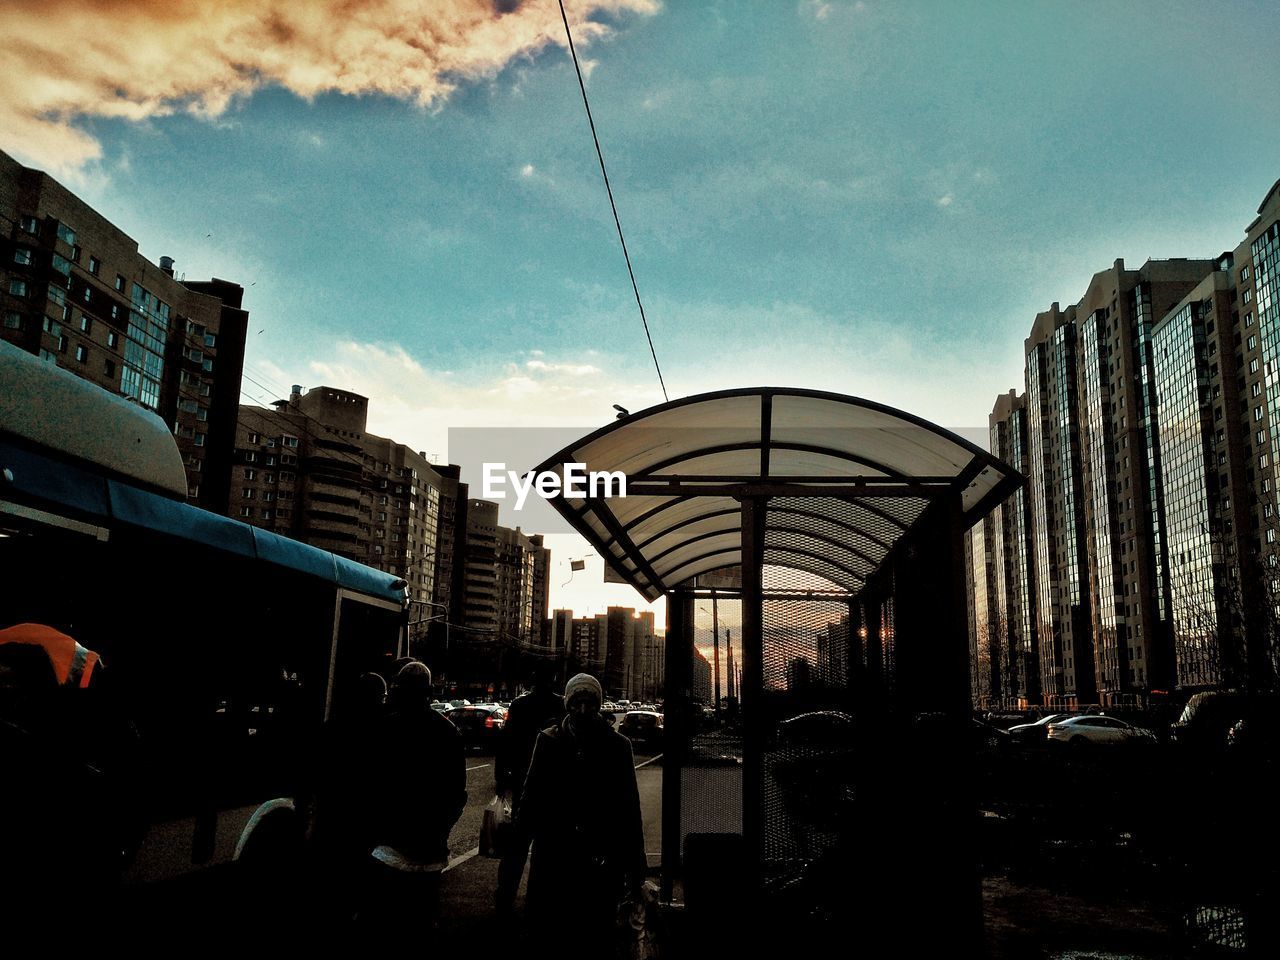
[445,746,664,869]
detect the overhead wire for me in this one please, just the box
[557,0,668,403]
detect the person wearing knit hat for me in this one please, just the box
[563,672,602,709]
[516,671,646,957]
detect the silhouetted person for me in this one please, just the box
[494,663,565,919]
[312,671,387,922]
[0,624,141,935]
[360,662,465,929]
[518,673,646,957]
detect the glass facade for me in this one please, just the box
[1258,219,1280,527]
[1135,283,1171,656]
[1009,406,1040,703]
[1051,322,1093,703]
[1080,309,1125,699]
[1152,300,1222,688]
[1026,342,1063,701]
[122,282,170,410]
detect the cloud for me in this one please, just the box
[0,0,659,177]
[525,359,601,376]
[937,194,953,207]
[520,163,536,177]
[252,339,651,459]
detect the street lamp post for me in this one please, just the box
[699,598,722,717]
[409,599,450,672]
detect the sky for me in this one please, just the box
[4,0,1280,621]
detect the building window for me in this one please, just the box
[79,315,91,333]
[1253,381,1262,398]
[19,216,38,234]
[3,312,22,330]
[194,434,205,447]
[263,492,275,503]
[74,345,87,363]
[196,407,208,422]
[1249,335,1258,350]
[201,358,214,372]
[56,223,75,246]
[244,468,256,480]
[104,359,115,378]
[9,280,28,297]
[1256,407,1265,422]
[1251,358,1261,374]
[88,256,100,276]
[115,275,125,291]
[264,473,275,483]
[282,435,298,449]
[203,333,217,348]
[248,432,260,444]
[245,451,258,463]
[265,454,277,466]
[240,506,253,518]
[262,509,274,520]
[13,247,33,266]
[1244,289,1252,304]
[1246,312,1254,327]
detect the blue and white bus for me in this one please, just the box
[0,339,407,898]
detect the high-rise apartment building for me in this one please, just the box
[1075,258,1214,704]
[1025,302,1094,707]
[987,390,1040,707]
[971,178,1280,704]
[232,387,444,604]
[1,149,248,512]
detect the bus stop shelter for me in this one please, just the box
[533,388,1021,953]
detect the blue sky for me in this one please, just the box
[6,0,1280,615]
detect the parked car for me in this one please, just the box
[1006,713,1073,744]
[618,710,664,748]
[446,704,507,752]
[1172,690,1280,753]
[1046,715,1153,747]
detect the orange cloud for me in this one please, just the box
[0,0,658,175]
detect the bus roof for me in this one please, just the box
[1,340,406,606]
[0,339,187,497]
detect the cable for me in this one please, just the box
[557,0,668,403]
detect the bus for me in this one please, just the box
[0,339,407,904]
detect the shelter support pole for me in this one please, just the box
[884,490,983,953]
[739,495,766,895]
[660,587,692,901]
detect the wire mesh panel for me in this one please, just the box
[681,599,745,852]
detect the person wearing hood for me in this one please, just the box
[517,672,647,954]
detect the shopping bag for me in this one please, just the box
[479,794,512,858]
[616,880,663,960]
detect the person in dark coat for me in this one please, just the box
[311,671,387,923]
[359,661,466,927]
[494,664,565,918]
[518,673,647,954]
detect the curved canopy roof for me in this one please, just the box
[533,388,1022,601]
